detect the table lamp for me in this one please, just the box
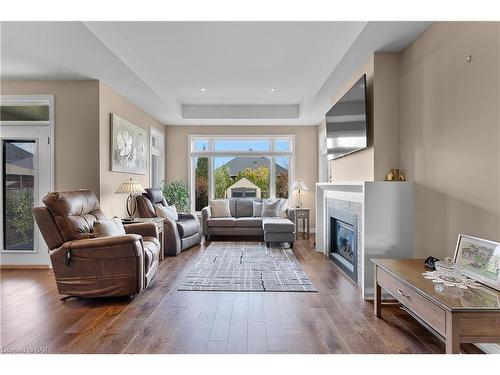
[291,179,308,208]
[115,178,146,220]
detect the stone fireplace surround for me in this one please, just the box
[327,199,362,284]
[315,181,413,299]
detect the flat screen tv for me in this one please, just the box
[326,74,368,160]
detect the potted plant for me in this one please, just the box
[161,180,190,212]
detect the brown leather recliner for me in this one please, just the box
[136,188,201,256]
[33,189,160,298]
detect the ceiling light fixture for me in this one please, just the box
[270,88,277,92]
[199,88,207,92]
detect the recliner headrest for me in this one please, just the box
[145,188,167,206]
[42,189,106,241]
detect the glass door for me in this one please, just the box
[0,96,53,266]
[3,140,36,251]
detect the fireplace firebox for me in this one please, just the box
[328,208,358,283]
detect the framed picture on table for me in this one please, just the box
[454,234,500,292]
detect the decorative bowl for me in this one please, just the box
[434,257,463,283]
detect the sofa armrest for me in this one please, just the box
[124,222,158,239]
[201,206,211,235]
[61,235,144,259]
[287,208,297,223]
[163,218,182,256]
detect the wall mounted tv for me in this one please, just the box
[326,74,368,160]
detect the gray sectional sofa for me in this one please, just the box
[201,198,296,247]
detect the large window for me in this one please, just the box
[189,136,294,212]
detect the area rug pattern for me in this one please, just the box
[178,241,317,292]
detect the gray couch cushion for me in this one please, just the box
[262,199,281,217]
[207,217,236,227]
[176,218,200,237]
[209,199,231,218]
[229,199,237,217]
[235,199,257,218]
[262,218,295,233]
[235,217,262,227]
[252,201,263,217]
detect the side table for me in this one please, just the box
[293,208,310,239]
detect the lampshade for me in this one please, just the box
[291,180,308,191]
[115,178,146,194]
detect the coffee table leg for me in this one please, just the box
[445,312,461,354]
[374,265,381,317]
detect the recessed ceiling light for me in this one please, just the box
[270,88,277,92]
[199,88,207,92]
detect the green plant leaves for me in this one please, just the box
[161,180,190,212]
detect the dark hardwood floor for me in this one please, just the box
[0,237,473,354]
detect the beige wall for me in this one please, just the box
[400,22,500,258]
[373,53,401,181]
[1,80,100,194]
[329,55,375,182]
[99,83,165,218]
[165,125,319,228]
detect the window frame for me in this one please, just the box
[188,135,295,213]
[0,98,52,125]
[149,126,165,188]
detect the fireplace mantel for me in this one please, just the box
[316,181,413,299]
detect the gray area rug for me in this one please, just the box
[178,241,317,292]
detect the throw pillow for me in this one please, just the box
[209,199,231,218]
[252,201,263,217]
[279,198,289,218]
[262,199,281,218]
[93,218,126,238]
[155,204,178,221]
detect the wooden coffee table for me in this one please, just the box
[373,258,500,354]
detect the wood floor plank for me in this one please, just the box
[247,321,267,353]
[209,301,233,341]
[226,294,248,353]
[205,340,227,354]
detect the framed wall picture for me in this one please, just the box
[111,114,148,174]
[454,234,500,292]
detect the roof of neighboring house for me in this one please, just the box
[5,143,34,175]
[219,156,287,176]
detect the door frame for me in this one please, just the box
[0,95,54,192]
[0,95,55,266]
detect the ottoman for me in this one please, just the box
[262,217,296,248]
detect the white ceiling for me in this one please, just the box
[0,21,431,125]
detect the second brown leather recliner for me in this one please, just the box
[136,188,201,256]
[33,189,160,299]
